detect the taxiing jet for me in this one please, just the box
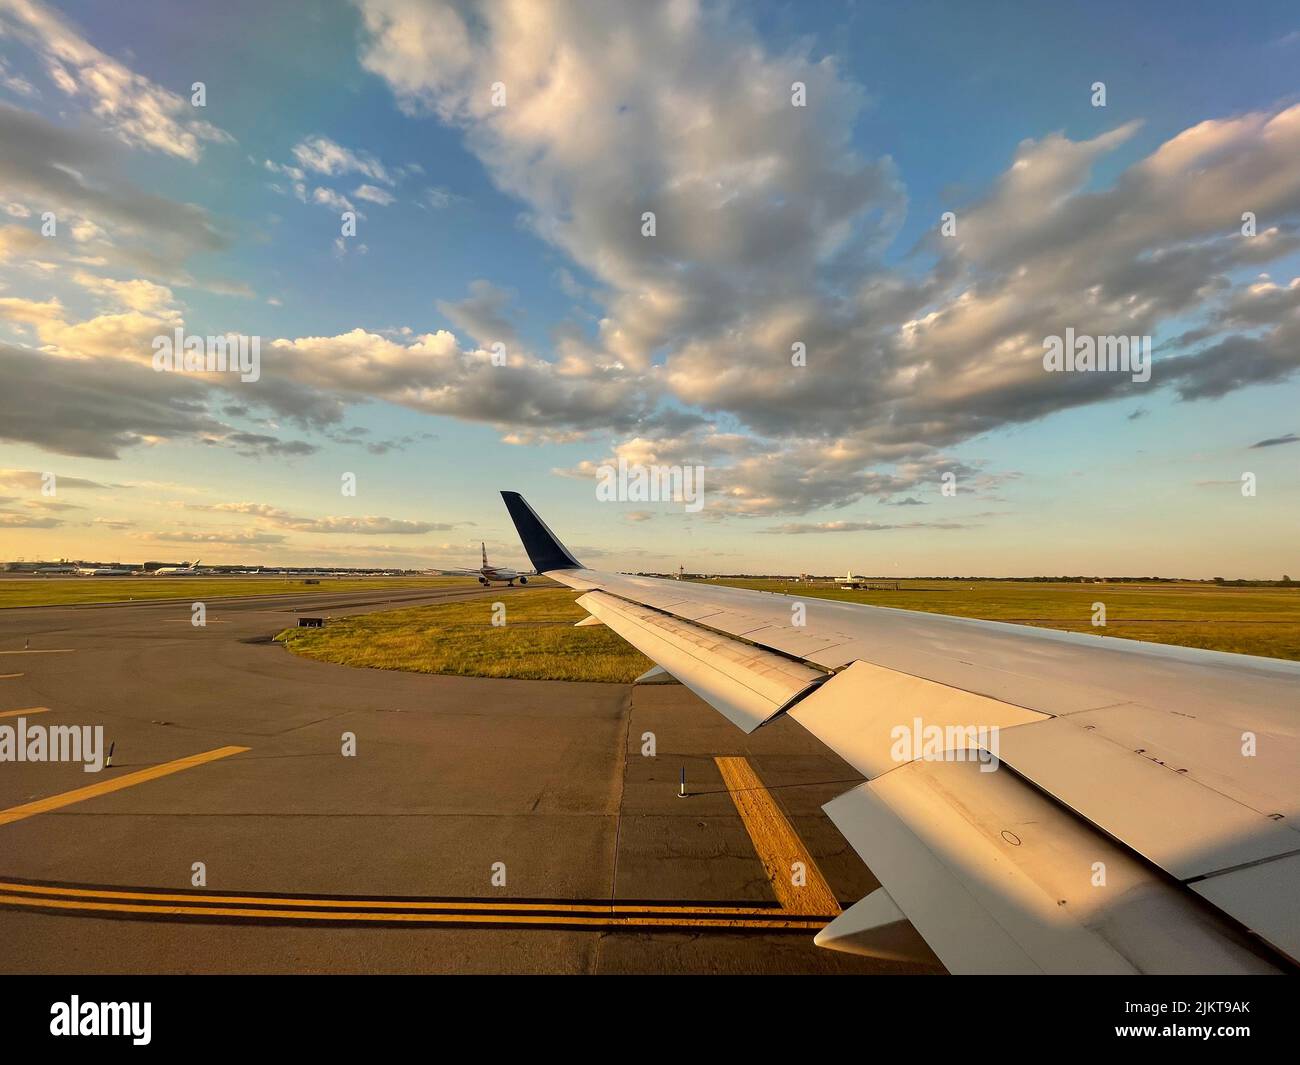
[153,559,205,576]
[75,565,135,576]
[448,543,532,586]
[500,490,1298,975]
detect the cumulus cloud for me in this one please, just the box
[5,0,1300,525]
[348,1,1300,516]
[437,279,519,347]
[0,0,231,160]
[0,104,228,279]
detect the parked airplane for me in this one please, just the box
[452,543,531,586]
[153,559,205,576]
[500,490,1298,975]
[75,565,135,576]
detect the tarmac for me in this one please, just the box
[0,582,941,973]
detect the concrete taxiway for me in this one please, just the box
[0,583,937,973]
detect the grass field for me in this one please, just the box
[0,575,467,609]
[276,587,654,682]
[716,578,1300,661]
[276,577,1300,683]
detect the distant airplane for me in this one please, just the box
[153,559,205,576]
[34,563,77,574]
[447,543,532,586]
[837,568,871,588]
[75,565,134,576]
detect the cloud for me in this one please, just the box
[5,2,1300,524]
[1250,432,1300,448]
[311,186,355,213]
[189,501,461,535]
[0,56,39,98]
[206,432,319,459]
[134,530,288,545]
[0,341,223,457]
[354,183,395,206]
[0,510,61,527]
[423,186,456,209]
[0,104,228,277]
[761,519,972,534]
[0,0,231,160]
[436,280,519,347]
[349,2,1300,516]
[0,222,43,260]
[291,135,393,185]
[0,468,112,490]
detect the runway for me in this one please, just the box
[0,583,936,973]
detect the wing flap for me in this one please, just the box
[997,717,1299,880]
[789,659,1047,779]
[824,761,1280,974]
[1192,854,1300,965]
[577,590,825,733]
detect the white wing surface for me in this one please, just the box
[501,492,1299,973]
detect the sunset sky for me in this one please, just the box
[1,0,1298,576]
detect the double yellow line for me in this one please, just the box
[0,726,842,933]
[0,879,828,931]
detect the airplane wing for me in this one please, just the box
[500,491,1299,974]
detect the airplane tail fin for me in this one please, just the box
[481,542,487,567]
[500,492,582,573]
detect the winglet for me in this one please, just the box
[500,492,582,572]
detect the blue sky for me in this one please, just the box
[0,0,1297,576]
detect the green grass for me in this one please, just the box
[0,576,467,609]
[276,578,1300,685]
[708,578,1300,661]
[276,587,653,682]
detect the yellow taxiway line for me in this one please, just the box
[0,674,24,679]
[0,706,50,720]
[0,745,249,827]
[714,755,841,917]
[0,879,809,917]
[0,893,827,930]
[0,879,829,931]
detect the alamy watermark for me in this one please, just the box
[596,458,705,513]
[890,716,1001,772]
[0,717,105,772]
[1042,329,1150,383]
[152,328,261,382]
[50,997,150,1045]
